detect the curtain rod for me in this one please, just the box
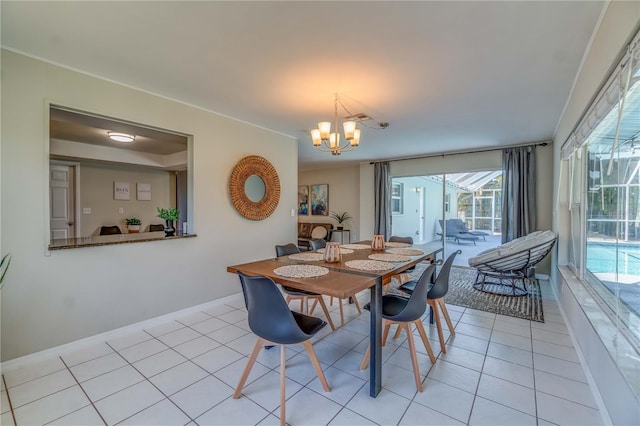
[369,142,549,164]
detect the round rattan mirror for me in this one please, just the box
[229,155,281,221]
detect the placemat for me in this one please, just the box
[387,248,424,256]
[288,252,324,261]
[316,247,354,255]
[345,260,395,271]
[384,242,411,248]
[273,264,329,278]
[368,253,411,262]
[341,243,371,250]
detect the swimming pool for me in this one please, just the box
[587,242,640,276]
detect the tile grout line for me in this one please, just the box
[104,341,198,424]
[58,356,108,426]
[2,374,18,426]
[467,309,494,425]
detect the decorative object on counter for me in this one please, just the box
[330,211,352,230]
[229,155,280,221]
[345,259,394,271]
[125,217,142,233]
[317,247,354,255]
[157,207,180,237]
[0,253,12,290]
[387,247,424,256]
[368,253,411,262]
[288,252,324,262]
[371,235,385,251]
[323,242,342,263]
[341,243,370,250]
[273,264,329,278]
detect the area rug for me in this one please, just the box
[391,264,544,322]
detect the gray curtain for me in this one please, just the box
[501,146,536,243]
[374,162,391,240]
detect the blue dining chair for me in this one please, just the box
[275,243,336,330]
[233,273,330,426]
[359,263,437,392]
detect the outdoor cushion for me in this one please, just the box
[469,230,555,267]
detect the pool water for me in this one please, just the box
[587,242,640,276]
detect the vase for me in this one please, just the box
[323,242,342,263]
[164,220,176,237]
[371,235,385,251]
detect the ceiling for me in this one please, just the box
[2,1,605,169]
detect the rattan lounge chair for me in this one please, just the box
[468,230,556,296]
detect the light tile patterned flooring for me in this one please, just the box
[1,281,606,425]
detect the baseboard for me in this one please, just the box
[1,293,244,372]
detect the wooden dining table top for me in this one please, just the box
[226,241,443,298]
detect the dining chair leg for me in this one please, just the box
[329,296,334,306]
[352,295,362,314]
[392,324,403,340]
[359,345,370,370]
[234,337,264,398]
[280,344,286,426]
[308,298,319,315]
[302,340,330,392]
[405,323,423,392]
[315,297,336,331]
[414,319,437,364]
[300,297,305,314]
[438,298,455,335]
[285,295,292,306]
[382,321,392,347]
[428,299,446,353]
[339,298,345,327]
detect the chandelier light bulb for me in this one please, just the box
[318,122,331,140]
[329,132,340,148]
[343,121,356,140]
[350,129,361,147]
[311,129,322,146]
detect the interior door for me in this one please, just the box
[50,165,75,240]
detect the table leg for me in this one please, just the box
[369,277,382,397]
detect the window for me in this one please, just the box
[391,182,403,214]
[564,34,640,347]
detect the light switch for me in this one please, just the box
[83,207,91,214]
[291,208,295,217]
[118,207,124,214]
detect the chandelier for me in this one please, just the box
[310,94,362,156]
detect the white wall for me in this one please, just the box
[299,165,360,243]
[1,50,298,361]
[552,3,640,424]
[75,161,173,236]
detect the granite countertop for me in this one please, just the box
[49,231,196,250]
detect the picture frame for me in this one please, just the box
[310,184,329,216]
[114,181,130,200]
[137,183,152,201]
[297,185,309,215]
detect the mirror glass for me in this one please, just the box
[244,175,266,202]
[49,105,191,245]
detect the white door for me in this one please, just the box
[50,165,75,240]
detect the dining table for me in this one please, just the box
[227,241,443,397]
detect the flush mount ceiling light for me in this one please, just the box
[108,132,135,143]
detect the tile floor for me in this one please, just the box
[1,280,606,425]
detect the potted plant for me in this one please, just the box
[125,217,142,233]
[330,211,352,230]
[157,207,180,236]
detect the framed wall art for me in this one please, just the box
[298,185,309,215]
[310,184,329,216]
[114,181,130,200]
